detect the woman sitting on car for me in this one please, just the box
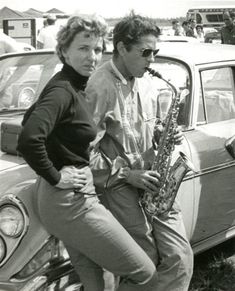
[17,14,158,291]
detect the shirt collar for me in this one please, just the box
[110,59,129,85]
[110,59,138,93]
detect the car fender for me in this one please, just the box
[0,175,50,279]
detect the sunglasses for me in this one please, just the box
[140,48,160,58]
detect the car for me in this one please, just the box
[158,34,200,43]
[0,50,82,290]
[204,27,222,43]
[105,34,200,53]
[151,42,235,254]
[16,42,36,51]
[0,43,235,289]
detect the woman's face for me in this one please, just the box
[62,31,103,76]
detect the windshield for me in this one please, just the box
[149,58,191,125]
[0,53,62,112]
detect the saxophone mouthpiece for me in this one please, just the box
[145,67,162,79]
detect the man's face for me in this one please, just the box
[172,22,178,30]
[183,23,190,32]
[190,20,196,28]
[120,34,159,79]
[223,14,233,27]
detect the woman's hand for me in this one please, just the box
[56,166,87,190]
[127,169,161,193]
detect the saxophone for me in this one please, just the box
[141,67,195,216]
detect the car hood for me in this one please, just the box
[0,112,26,172]
[0,151,25,172]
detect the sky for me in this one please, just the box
[1,0,235,18]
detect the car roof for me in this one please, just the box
[158,35,200,43]
[1,43,234,68]
[156,42,235,66]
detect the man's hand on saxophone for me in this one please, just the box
[173,126,184,145]
[154,119,184,146]
[126,169,161,193]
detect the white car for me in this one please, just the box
[158,34,200,43]
[17,42,35,51]
[0,43,235,289]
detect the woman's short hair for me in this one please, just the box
[56,14,108,63]
[113,13,160,55]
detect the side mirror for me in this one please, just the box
[225,135,235,158]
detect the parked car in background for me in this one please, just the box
[158,34,200,42]
[17,42,35,51]
[0,32,35,56]
[0,43,235,289]
[204,27,221,43]
[105,34,200,53]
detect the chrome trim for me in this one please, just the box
[11,253,81,291]
[0,194,29,267]
[11,236,56,281]
[0,235,6,262]
[0,205,24,238]
[20,276,47,291]
[183,160,235,180]
[192,226,235,255]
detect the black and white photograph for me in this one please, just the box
[0,0,235,290]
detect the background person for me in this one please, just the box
[195,24,205,42]
[37,18,48,35]
[221,10,235,44]
[37,14,59,49]
[172,19,184,36]
[17,14,159,291]
[182,20,194,37]
[86,13,193,291]
[189,18,197,37]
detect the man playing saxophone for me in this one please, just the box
[85,13,193,291]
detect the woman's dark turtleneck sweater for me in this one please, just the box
[17,63,97,185]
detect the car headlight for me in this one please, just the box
[0,236,6,263]
[0,205,24,237]
[0,195,29,267]
[18,87,35,108]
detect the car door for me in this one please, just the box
[151,58,195,239]
[187,64,235,246]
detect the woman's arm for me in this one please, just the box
[17,86,71,185]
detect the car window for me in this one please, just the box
[197,67,235,124]
[0,53,62,111]
[151,58,191,125]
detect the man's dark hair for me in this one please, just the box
[182,20,189,26]
[47,18,56,25]
[113,13,160,55]
[172,19,179,25]
[228,10,235,19]
[196,24,203,30]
